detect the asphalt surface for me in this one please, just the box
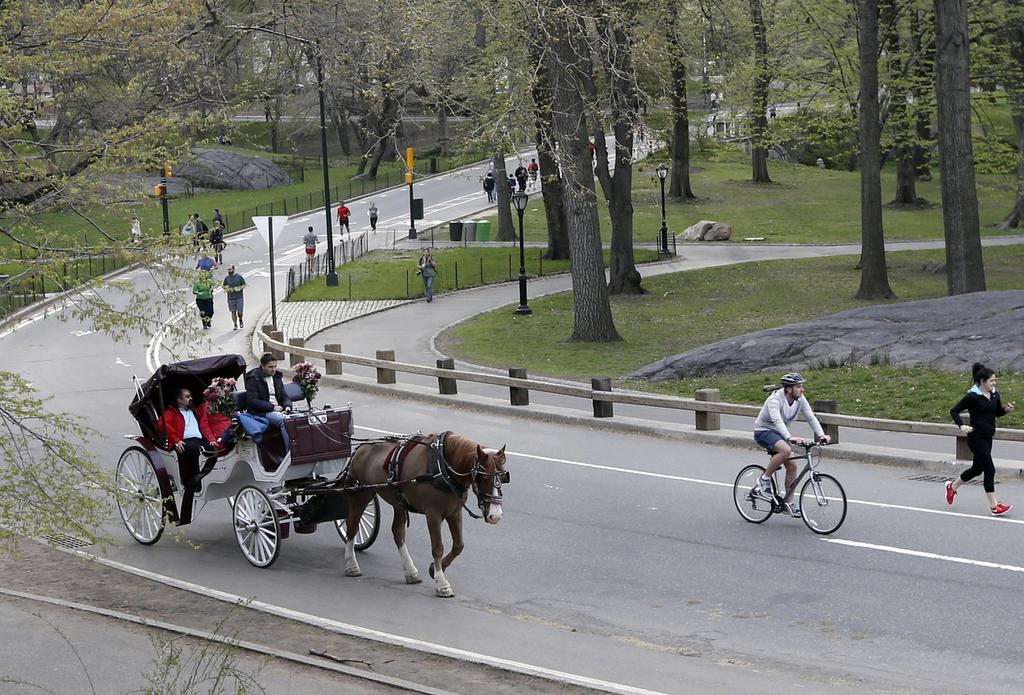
[2,153,1024,694]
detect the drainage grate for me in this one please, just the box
[41,533,94,551]
[908,474,986,487]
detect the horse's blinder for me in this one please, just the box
[471,450,508,514]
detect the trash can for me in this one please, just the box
[448,220,463,242]
[475,219,491,241]
[464,221,477,242]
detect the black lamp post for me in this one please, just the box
[511,191,532,315]
[656,163,669,254]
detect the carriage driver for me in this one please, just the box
[156,387,219,492]
[244,353,292,451]
[753,373,831,518]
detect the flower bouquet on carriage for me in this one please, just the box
[202,376,238,417]
[293,362,321,405]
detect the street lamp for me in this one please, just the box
[314,45,338,286]
[656,163,670,255]
[510,191,532,315]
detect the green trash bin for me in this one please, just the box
[475,219,492,241]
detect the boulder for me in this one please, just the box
[682,220,716,241]
[703,223,732,241]
[177,148,291,190]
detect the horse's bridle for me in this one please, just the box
[454,448,510,516]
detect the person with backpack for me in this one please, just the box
[483,171,495,203]
[514,163,528,192]
[209,221,225,264]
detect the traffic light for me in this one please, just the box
[406,147,414,171]
[405,170,414,185]
[153,183,165,197]
[163,162,172,178]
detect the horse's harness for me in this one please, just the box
[380,431,508,520]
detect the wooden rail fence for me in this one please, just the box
[258,329,1024,460]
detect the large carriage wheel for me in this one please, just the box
[334,496,380,551]
[115,447,166,545]
[232,486,282,568]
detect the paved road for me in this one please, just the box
[3,153,1024,693]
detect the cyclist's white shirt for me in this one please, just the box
[753,389,825,440]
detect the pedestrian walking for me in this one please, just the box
[209,222,225,264]
[514,163,528,192]
[527,158,539,189]
[303,226,317,273]
[507,174,516,196]
[181,215,195,238]
[222,265,246,330]
[483,170,495,203]
[130,215,142,244]
[191,213,209,248]
[192,272,215,330]
[212,208,225,230]
[946,363,1016,515]
[337,201,351,234]
[368,201,379,232]
[417,249,437,303]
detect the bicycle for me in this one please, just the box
[732,441,847,534]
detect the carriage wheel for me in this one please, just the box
[115,447,166,546]
[232,486,281,568]
[334,496,380,551]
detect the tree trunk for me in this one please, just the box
[531,40,570,259]
[910,9,934,181]
[330,109,352,157]
[366,93,400,179]
[748,0,772,183]
[474,8,486,50]
[855,0,896,300]
[997,28,1024,229]
[494,152,516,241]
[593,20,644,296]
[934,0,985,294]
[270,96,283,154]
[885,2,920,206]
[546,5,620,342]
[668,3,695,199]
[437,94,450,157]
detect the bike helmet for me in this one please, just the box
[780,372,806,386]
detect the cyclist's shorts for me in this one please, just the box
[754,429,785,452]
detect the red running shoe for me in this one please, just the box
[945,480,956,505]
[991,503,1012,516]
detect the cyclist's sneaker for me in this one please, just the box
[757,475,772,496]
[784,502,802,518]
[991,503,1012,516]
[945,480,957,505]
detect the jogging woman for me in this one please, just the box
[947,363,1016,516]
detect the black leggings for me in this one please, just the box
[961,434,995,493]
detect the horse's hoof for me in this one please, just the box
[428,562,434,579]
[406,573,422,584]
[344,567,362,577]
[436,586,454,598]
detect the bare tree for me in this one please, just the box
[748,0,773,183]
[667,0,696,199]
[934,0,986,294]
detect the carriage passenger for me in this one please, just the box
[244,353,292,451]
[156,387,219,491]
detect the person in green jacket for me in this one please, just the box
[192,272,215,329]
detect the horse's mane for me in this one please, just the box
[443,432,479,472]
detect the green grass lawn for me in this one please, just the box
[287,247,663,301]
[473,144,1018,246]
[440,246,1024,423]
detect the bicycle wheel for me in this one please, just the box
[733,464,775,523]
[799,473,847,535]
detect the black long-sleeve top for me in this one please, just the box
[950,390,1008,439]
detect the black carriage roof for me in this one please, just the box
[129,354,247,424]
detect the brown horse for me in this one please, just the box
[341,431,508,597]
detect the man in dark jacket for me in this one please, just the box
[245,353,292,450]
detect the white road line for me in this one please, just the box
[52,546,669,695]
[357,426,1024,525]
[823,538,1024,574]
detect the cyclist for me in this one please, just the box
[753,373,831,517]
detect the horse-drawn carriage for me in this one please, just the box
[116,353,510,597]
[115,354,380,568]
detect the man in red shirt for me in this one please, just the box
[337,201,351,234]
[156,387,218,521]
